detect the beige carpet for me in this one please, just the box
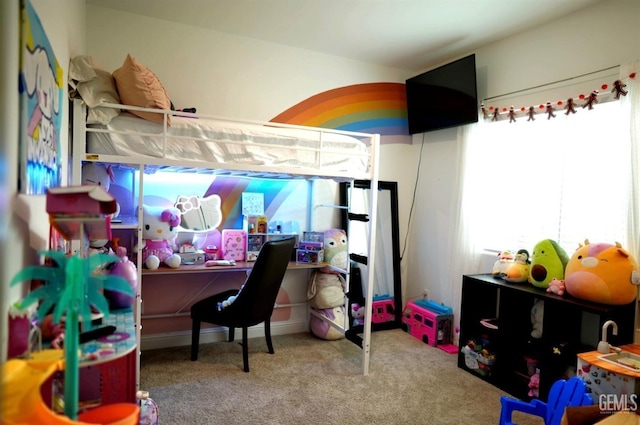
[140,329,544,424]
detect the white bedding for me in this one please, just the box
[86,112,370,173]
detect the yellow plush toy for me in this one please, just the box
[529,239,569,289]
[565,240,640,305]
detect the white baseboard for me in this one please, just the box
[140,319,309,351]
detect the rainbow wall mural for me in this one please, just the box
[204,177,302,229]
[270,82,411,145]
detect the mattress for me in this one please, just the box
[86,112,370,173]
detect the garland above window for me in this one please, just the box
[481,71,637,123]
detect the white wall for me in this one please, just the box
[86,5,409,122]
[0,0,85,363]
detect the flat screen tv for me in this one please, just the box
[405,54,478,134]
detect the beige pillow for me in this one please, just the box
[69,55,97,83]
[69,55,121,125]
[112,54,171,125]
[77,69,121,125]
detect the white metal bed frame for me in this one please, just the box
[70,99,380,387]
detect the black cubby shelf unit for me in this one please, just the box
[458,274,635,402]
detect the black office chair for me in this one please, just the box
[190,237,296,372]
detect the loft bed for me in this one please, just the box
[69,97,381,380]
[71,100,377,181]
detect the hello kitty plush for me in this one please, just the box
[138,205,182,269]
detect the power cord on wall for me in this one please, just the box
[400,132,425,262]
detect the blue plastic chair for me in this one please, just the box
[498,376,593,425]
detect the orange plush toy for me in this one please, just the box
[565,240,640,305]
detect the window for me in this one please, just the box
[462,101,632,255]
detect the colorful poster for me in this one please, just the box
[19,0,63,194]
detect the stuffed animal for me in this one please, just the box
[105,247,138,309]
[351,303,365,326]
[82,162,120,218]
[138,205,182,270]
[528,371,540,398]
[528,239,569,289]
[492,250,515,277]
[565,240,640,305]
[320,228,348,273]
[546,278,566,296]
[307,271,346,309]
[530,299,544,339]
[503,249,530,283]
[309,306,346,340]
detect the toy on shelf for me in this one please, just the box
[138,205,182,270]
[528,370,540,398]
[492,250,515,278]
[503,249,530,283]
[565,240,640,305]
[528,239,569,289]
[460,339,496,376]
[546,278,566,296]
[530,299,544,339]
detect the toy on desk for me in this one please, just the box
[138,205,182,270]
[320,228,348,273]
[82,162,120,219]
[492,250,515,278]
[528,239,569,289]
[503,249,530,283]
[564,239,640,305]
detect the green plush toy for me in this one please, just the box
[528,239,569,289]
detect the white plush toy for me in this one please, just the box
[82,162,120,219]
[137,205,182,270]
[530,299,544,339]
[307,271,346,309]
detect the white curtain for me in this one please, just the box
[620,61,640,261]
[448,61,639,343]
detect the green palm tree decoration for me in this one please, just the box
[11,249,134,420]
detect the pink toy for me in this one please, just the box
[401,299,453,348]
[351,303,365,326]
[139,205,182,270]
[105,247,138,308]
[371,296,395,324]
[221,229,247,261]
[528,371,540,398]
[546,278,565,296]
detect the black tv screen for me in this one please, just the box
[405,54,478,134]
